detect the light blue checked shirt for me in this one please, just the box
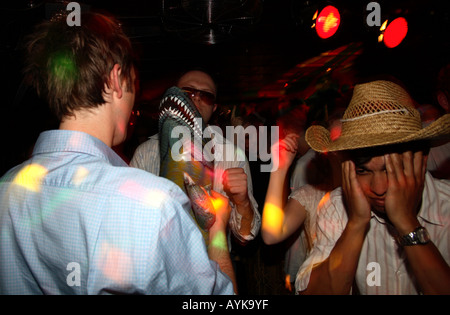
[0,130,234,295]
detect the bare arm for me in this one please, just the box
[385,152,450,294]
[301,220,368,294]
[207,190,238,294]
[261,170,307,245]
[301,160,371,295]
[222,167,254,237]
[402,242,450,294]
[262,134,307,245]
[302,152,450,295]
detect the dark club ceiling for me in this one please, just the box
[1,0,449,167]
[3,1,450,103]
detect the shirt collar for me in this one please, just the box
[418,172,445,226]
[33,130,128,167]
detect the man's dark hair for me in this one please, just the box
[345,141,431,167]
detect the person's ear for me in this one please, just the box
[213,103,218,113]
[110,64,123,99]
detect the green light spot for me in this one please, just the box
[210,230,227,251]
[50,51,78,82]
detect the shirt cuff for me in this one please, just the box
[229,201,261,243]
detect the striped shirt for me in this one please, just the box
[296,173,450,294]
[285,185,328,282]
[130,134,261,243]
[0,130,234,295]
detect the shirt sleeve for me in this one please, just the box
[213,141,261,244]
[149,184,235,294]
[129,136,161,175]
[295,188,347,293]
[288,185,328,250]
[229,157,261,243]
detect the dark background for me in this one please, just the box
[1,0,450,174]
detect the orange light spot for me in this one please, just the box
[318,192,331,209]
[285,274,292,292]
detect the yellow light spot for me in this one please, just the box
[321,12,339,33]
[13,164,48,192]
[262,202,284,236]
[73,166,89,186]
[210,196,223,213]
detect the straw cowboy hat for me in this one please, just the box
[305,80,450,152]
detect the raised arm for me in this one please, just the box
[222,167,255,238]
[262,134,307,245]
[384,151,450,294]
[207,190,238,294]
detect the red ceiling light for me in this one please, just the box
[379,17,408,48]
[314,5,341,39]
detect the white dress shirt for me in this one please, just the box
[296,172,450,294]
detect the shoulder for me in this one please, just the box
[110,166,187,202]
[424,174,450,212]
[428,175,450,191]
[96,166,192,238]
[425,173,450,197]
[130,134,160,171]
[289,185,327,211]
[317,187,347,221]
[134,134,160,153]
[290,185,345,221]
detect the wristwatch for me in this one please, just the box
[398,226,431,246]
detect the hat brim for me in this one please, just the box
[306,114,450,153]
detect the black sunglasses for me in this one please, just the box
[181,87,216,106]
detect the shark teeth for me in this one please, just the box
[159,93,205,139]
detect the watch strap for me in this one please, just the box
[398,226,430,246]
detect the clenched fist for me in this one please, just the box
[222,168,249,207]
